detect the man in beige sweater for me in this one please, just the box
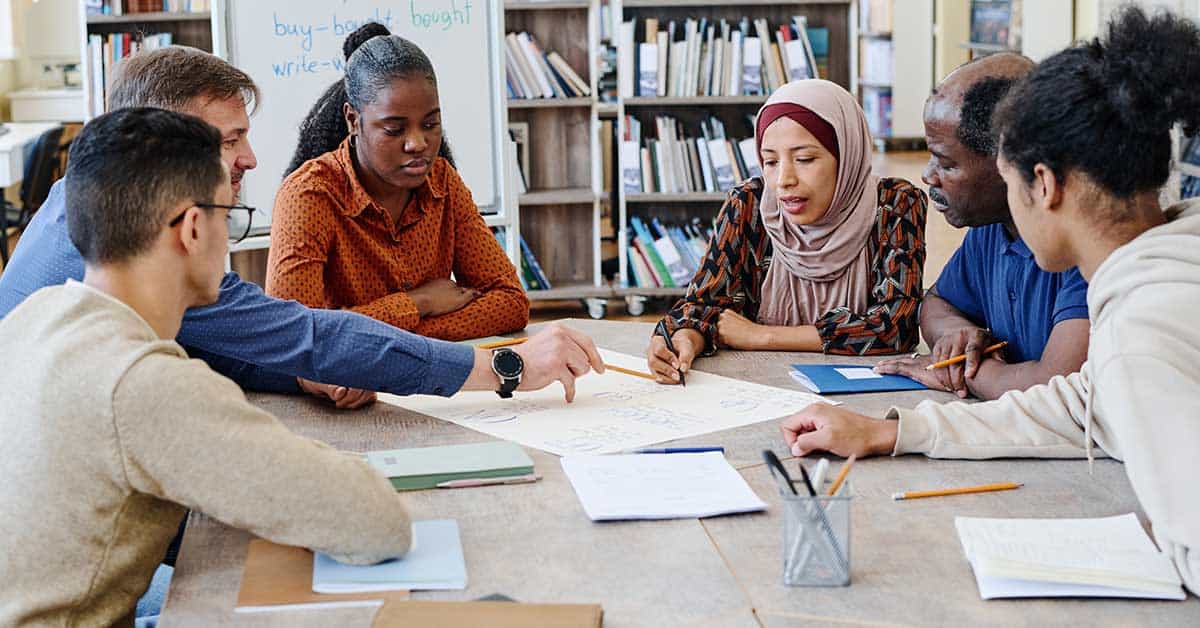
[778,7,1200,596]
[0,109,416,626]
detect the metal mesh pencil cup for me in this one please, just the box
[780,484,851,586]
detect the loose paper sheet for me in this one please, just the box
[380,349,831,456]
[833,367,883,380]
[561,452,767,520]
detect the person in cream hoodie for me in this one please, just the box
[776,6,1200,595]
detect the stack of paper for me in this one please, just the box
[313,520,467,593]
[365,441,534,491]
[955,513,1185,600]
[561,452,766,521]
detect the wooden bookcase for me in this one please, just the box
[504,0,609,314]
[612,0,856,314]
[856,0,933,149]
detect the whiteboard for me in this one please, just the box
[216,0,505,226]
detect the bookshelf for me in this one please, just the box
[856,0,932,149]
[611,0,856,313]
[77,3,215,120]
[504,0,607,315]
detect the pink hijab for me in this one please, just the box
[755,79,878,327]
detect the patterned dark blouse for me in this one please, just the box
[660,176,928,355]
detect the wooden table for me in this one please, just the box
[160,319,1199,626]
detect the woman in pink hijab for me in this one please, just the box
[646,79,928,383]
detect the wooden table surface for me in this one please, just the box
[160,319,1199,626]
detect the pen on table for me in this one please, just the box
[826,454,856,497]
[892,481,1022,501]
[631,447,725,454]
[925,341,1009,371]
[436,474,541,489]
[655,320,686,387]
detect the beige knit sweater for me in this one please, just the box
[890,201,1200,596]
[0,282,412,627]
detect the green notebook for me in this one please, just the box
[365,441,535,491]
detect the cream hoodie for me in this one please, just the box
[890,200,1200,596]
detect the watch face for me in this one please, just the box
[493,350,524,378]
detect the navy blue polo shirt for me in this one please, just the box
[934,223,1089,363]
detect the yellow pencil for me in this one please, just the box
[826,454,856,496]
[476,337,529,350]
[604,363,658,381]
[924,341,1008,371]
[892,482,1023,501]
[476,337,657,381]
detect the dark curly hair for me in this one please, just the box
[284,22,455,177]
[957,76,1018,157]
[993,6,1200,199]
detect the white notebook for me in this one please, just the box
[955,513,1185,600]
[312,520,467,593]
[561,452,766,521]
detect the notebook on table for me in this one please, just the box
[365,441,534,491]
[234,539,407,613]
[790,364,927,394]
[955,513,1186,600]
[313,520,467,593]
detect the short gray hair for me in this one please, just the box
[108,46,259,114]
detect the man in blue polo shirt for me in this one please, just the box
[0,47,601,406]
[876,53,1089,400]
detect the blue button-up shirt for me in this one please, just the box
[0,180,474,397]
[934,223,1089,364]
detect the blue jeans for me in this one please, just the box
[134,564,173,628]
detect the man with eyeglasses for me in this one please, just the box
[0,107,424,628]
[0,46,602,408]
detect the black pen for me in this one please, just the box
[795,460,818,497]
[655,320,686,386]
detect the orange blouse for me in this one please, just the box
[266,139,529,341]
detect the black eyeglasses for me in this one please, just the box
[167,203,257,243]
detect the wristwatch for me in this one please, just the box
[491,348,524,398]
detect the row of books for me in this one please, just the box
[85,0,210,14]
[505,32,591,100]
[492,229,554,292]
[626,217,714,289]
[618,16,829,99]
[86,32,174,116]
[620,115,761,195]
[859,38,893,86]
[862,88,892,139]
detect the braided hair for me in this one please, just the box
[284,22,455,177]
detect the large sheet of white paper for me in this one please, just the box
[379,349,831,456]
[955,513,1185,600]
[561,452,767,520]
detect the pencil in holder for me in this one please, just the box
[780,484,851,586]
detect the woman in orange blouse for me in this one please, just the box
[646,79,928,383]
[266,23,529,341]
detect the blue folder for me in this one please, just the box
[790,364,927,394]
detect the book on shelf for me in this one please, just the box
[519,235,552,291]
[491,228,528,291]
[505,32,591,100]
[622,16,819,99]
[90,0,211,14]
[625,218,715,289]
[86,32,174,114]
[1182,175,1200,201]
[862,88,892,138]
[860,37,893,85]
[621,115,760,196]
[970,0,1021,50]
[859,0,893,34]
